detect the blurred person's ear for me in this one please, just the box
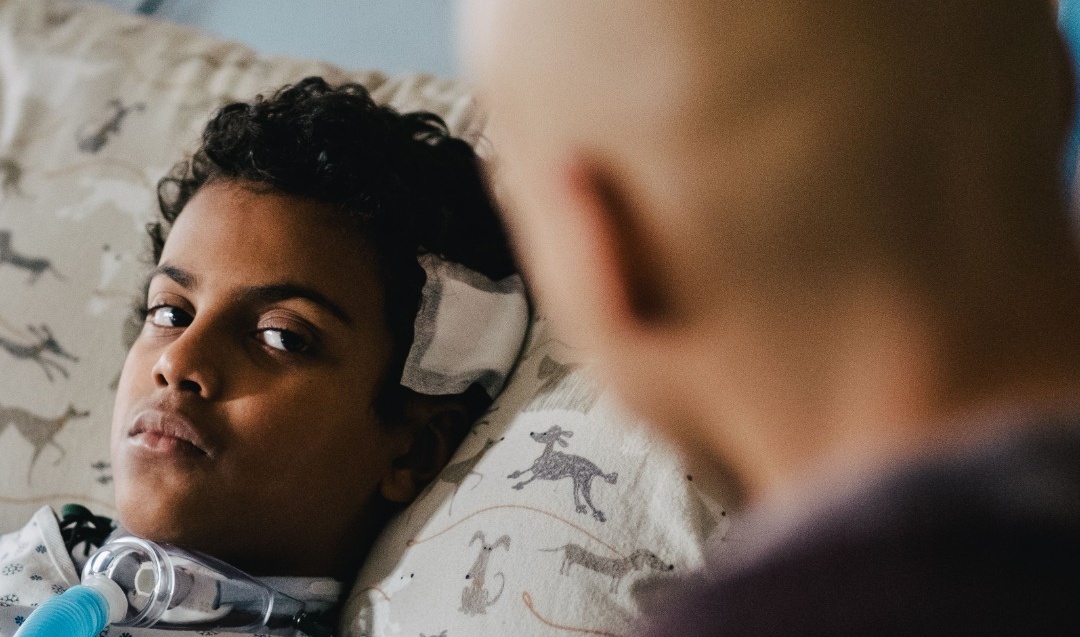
[562,158,677,336]
[554,155,700,437]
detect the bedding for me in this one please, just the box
[0,1,734,635]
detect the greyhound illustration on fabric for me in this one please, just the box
[542,543,674,594]
[460,531,510,616]
[76,99,145,154]
[0,324,79,381]
[0,230,64,284]
[0,403,89,480]
[508,425,618,522]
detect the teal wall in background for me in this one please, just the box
[102,0,457,78]
[1060,0,1080,189]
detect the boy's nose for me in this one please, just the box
[151,324,223,399]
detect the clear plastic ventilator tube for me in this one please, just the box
[13,532,328,637]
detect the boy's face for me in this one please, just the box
[111,181,406,576]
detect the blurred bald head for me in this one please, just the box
[465,0,1071,310]
[463,0,1080,495]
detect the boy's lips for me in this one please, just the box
[128,409,215,458]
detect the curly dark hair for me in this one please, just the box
[149,76,515,423]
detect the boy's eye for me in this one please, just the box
[258,328,311,353]
[147,305,193,328]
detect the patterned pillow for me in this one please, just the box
[0,1,734,636]
[342,317,730,637]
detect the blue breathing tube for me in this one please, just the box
[12,532,330,637]
[11,575,125,637]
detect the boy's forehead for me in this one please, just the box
[161,183,383,299]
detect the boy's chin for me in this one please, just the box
[113,482,220,548]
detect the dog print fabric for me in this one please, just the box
[342,318,732,637]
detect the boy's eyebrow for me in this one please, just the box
[150,264,354,326]
[152,263,198,289]
[238,284,354,326]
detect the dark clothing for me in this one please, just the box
[637,420,1080,636]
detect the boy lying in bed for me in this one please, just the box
[0,76,526,634]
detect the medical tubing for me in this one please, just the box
[82,531,311,635]
[12,575,125,637]
[14,531,318,637]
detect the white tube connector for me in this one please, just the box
[81,574,127,624]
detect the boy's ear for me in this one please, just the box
[379,399,471,504]
[563,157,674,331]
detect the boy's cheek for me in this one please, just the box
[112,347,146,423]
[110,343,157,473]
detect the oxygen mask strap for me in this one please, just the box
[59,504,116,557]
